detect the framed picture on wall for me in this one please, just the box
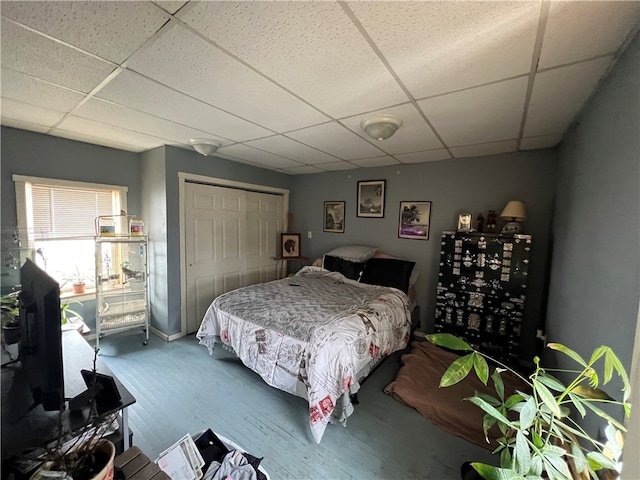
[281,233,301,258]
[323,201,345,233]
[398,201,431,240]
[357,180,385,218]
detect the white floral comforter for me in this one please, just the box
[196,266,411,443]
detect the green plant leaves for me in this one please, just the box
[571,385,613,401]
[471,463,525,480]
[547,343,587,367]
[515,431,531,474]
[474,353,489,386]
[439,350,489,387]
[519,396,536,430]
[439,353,474,387]
[532,379,562,417]
[467,396,515,428]
[426,333,473,351]
[493,368,505,401]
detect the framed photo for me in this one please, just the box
[357,180,386,218]
[457,213,472,232]
[323,201,345,233]
[281,233,301,258]
[399,201,432,240]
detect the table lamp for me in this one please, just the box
[500,201,527,234]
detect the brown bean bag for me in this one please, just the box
[384,340,530,449]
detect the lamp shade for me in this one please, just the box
[361,114,403,141]
[500,201,527,222]
[189,138,221,156]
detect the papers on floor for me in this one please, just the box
[156,434,205,480]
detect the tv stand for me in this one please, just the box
[1,330,136,461]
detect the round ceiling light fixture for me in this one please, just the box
[189,138,222,156]
[361,114,403,141]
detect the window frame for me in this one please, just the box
[13,175,128,298]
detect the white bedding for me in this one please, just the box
[196,266,412,443]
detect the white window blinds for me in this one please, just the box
[31,184,118,238]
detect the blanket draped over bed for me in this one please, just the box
[196,267,412,443]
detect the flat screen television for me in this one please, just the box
[18,258,64,411]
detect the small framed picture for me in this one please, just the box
[281,233,301,258]
[357,180,386,218]
[323,201,345,233]
[399,201,431,240]
[457,213,472,232]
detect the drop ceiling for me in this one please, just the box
[1,1,638,175]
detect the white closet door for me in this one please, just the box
[185,182,282,334]
[245,191,282,286]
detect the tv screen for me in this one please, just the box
[18,258,64,412]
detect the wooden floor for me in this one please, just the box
[97,333,496,479]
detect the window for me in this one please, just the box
[13,175,128,295]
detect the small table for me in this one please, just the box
[115,447,170,480]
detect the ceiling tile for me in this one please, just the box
[56,116,166,150]
[74,98,230,147]
[0,19,117,93]
[524,57,611,137]
[244,135,338,165]
[520,134,563,150]
[418,77,527,146]
[50,128,148,152]
[178,2,408,118]
[153,1,188,15]
[539,1,639,69]
[349,1,540,98]
[126,23,328,132]
[315,162,358,171]
[351,156,400,168]
[96,70,271,142]
[286,122,384,160]
[281,165,325,175]
[1,98,65,126]
[1,117,51,134]
[1,68,86,112]
[450,140,518,158]
[1,1,169,63]
[341,103,443,154]
[395,149,452,163]
[219,145,304,169]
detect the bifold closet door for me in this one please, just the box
[184,182,282,333]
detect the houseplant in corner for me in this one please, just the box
[427,333,631,480]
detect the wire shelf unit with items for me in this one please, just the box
[95,235,149,349]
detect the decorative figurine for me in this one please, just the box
[485,210,498,233]
[476,213,485,233]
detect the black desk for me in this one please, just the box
[1,330,136,460]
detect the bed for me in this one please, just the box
[196,264,413,443]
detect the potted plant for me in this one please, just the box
[427,333,631,480]
[1,290,21,345]
[68,267,87,294]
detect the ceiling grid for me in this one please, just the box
[0,0,638,172]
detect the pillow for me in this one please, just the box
[322,255,363,281]
[325,245,378,263]
[360,258,416,293]
[373,251,419,286]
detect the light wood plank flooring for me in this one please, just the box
[97,333,496,479]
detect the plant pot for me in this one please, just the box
[73,282,86,294]
[30,439,115,480]
[2,322,21,345]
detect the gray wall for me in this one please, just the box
[546,31,640,437]
[291,150,558,360]
[0,127,142,332]
[140,148,168,333]
[161,145,293,335]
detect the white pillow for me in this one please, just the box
[325,245,378,263]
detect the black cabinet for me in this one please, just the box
[434,231,532,367]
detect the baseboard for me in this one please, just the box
[150,326,186,342]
